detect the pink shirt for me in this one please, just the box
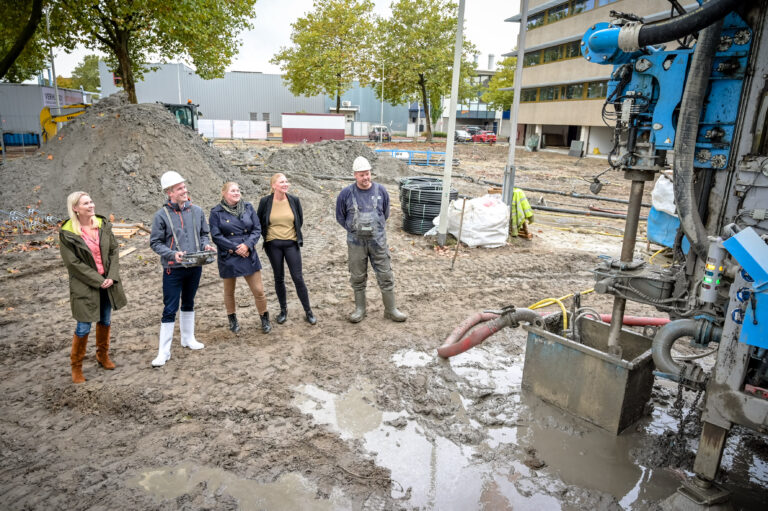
[81,229,105,275]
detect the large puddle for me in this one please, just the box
[292,344,690,509]
[129,464,352,510]
[131,341,767,509]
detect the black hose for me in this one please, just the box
[637,0,741,47]
[673,18,723,260]
[398,176,442,190]
[400,180,458,234]
[402,216,436,235]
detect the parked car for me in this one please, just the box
[368,125,392,142]
[463,126,483,136]
[472,130,497,144]
[454,129,472,143]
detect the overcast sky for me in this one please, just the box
[48,0,521,77]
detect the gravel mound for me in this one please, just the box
[0,92,264,222]
[262,139,408,183]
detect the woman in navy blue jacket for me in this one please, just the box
[257,173,316,325]
[210,182,271,334]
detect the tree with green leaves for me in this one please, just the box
[376,0,476,141]
[70,54,100,92]
[482,56,516,112]
[1,0,76,82]
[271,0,377,113]
[55,0,257,103]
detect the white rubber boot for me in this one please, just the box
[151,321,175,367]
[180,310,204,350]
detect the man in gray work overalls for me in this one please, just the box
[335,156,407,323]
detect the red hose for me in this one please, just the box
[441,312,500,347]
[599,314,671,326]
[438,315,505,358]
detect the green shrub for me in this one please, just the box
[431,131,447,138]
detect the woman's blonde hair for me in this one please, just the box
[221,181,240,197]
[66,191,96,235]
[270,173,285,193]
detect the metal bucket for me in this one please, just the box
[522,318,655,434]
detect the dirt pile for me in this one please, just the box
[261,139,409,184]
[0,92,263,222]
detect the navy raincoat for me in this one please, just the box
[209,201,263,278]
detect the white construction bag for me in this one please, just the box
[428,195,510,248]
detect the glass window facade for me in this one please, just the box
[520,81,607,103]
[525,0,616,31]
[587,81,608,98]
[521,89,538,102]
[523,40,582,67]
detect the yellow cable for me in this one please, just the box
[649,247,669,264]
[528,288,595,331]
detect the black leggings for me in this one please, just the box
[264,239,311,311]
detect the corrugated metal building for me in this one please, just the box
[99,62,408,131]
[98,61,323,127]
[324,82,408,132]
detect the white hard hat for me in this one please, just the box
[352,156,372,173]
[160,171,186,190]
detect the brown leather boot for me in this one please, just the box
[71,333,89,383]
[95,323,116,370]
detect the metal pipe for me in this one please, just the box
[436,0,465,247]
[606,179,648,355]
[501,0,529,206]
[652,319,707,383]
[531,204,646,220]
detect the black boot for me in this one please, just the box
[228,313,241,333]
[305,309,317,325]
[260,312,272,334]
[276,308,287,324]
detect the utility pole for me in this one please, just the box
[380,64,384,143]
[45,8,61,115]
[436,0,466,247]
[501,0,529,206]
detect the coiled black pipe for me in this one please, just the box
[400,181,457,234]
[636,0,741,47]
[402,216,436,235]
[673,18,724,260]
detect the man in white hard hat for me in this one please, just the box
[335,156,407,323]
[149,171,215,367]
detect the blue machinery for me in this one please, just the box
[440,3,767,505]
[572,1,768,507]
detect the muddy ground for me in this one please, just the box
[1,142,767,510]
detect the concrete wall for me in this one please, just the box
[521,58,609,88]
[519,98,605,126]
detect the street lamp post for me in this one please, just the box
[380,64,384,143]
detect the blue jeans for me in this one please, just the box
[162,266,202,323]
[75,288,112,337]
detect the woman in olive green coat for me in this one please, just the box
[59,191,127,383]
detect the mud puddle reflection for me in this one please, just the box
[130,463,351,510]
[293,341,707,509]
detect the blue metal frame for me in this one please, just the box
[375,149,455,167]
